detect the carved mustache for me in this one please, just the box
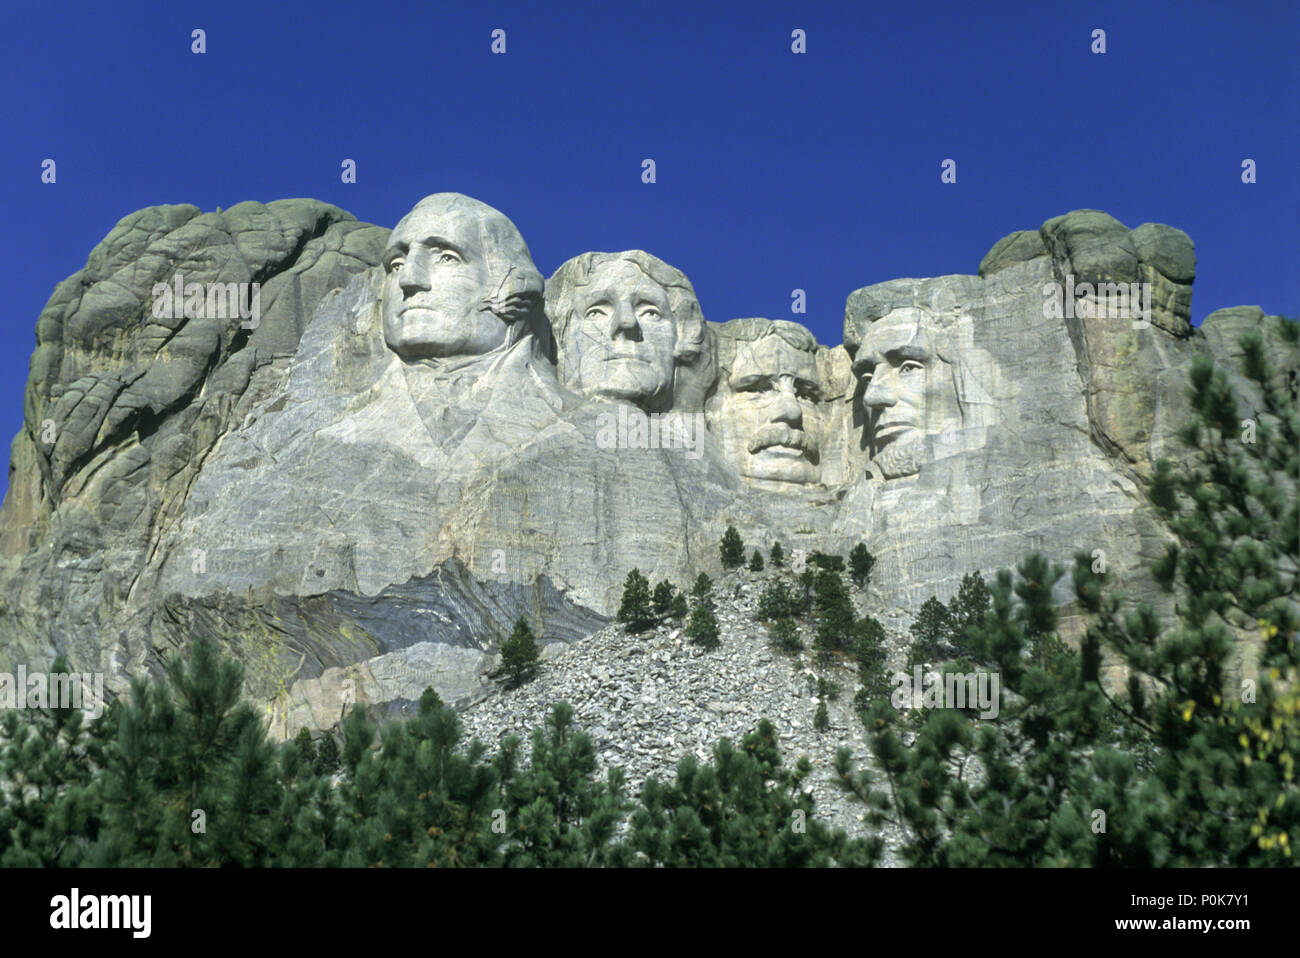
[748,424,813,455]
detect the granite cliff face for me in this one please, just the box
[0,196,1291,735]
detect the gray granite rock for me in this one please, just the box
[0,197,1292,739]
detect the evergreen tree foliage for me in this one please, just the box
[686,602,721,650]
[809,551,845,573]
[93,635,283,866]
[769,617,804,655]
[314,732,340,776]
[770,541,785,567]
[629,719,880,866]
[0,657,107,866]
[947,571,992,663]
[795,569,816,615]
[1,642,879,867]
[757,580,795,621]
[814,700,830,732]
[813,568,855,657]
[852,616,890,702]
[690,572,714,606]
[617,569,656,634]
[720,526,746,569]
[293,726,315,769]
[651,580,676,620]
[749,549,765,572]
[848,543,876,589]
[906,596,952,671]
[670,591,689,621]
[491,617,542,690]
[494,702,631,866]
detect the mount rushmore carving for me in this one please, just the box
[0,193,1290,735]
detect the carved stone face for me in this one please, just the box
[854,308,962,479]
[381,196,541,359]
[717,333,823,483]
[562,260,677,407]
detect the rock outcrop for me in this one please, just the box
[0,197,1292,737]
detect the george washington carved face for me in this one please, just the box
[381,194,545,360]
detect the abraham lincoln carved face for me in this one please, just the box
[853,308,965,479]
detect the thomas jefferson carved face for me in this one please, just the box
[564,259,677,406]
[381,195,543,359]
[853,308,963,479]
[716,326,824,484]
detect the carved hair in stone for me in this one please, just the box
[380,193,550,361]
[546,251,716,413]
[708,318,827,485]
[850,306,995,479]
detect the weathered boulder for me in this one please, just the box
[0,199,388,693]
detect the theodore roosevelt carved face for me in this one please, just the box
[713,320,825,484]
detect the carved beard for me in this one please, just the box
[871,435,925,479]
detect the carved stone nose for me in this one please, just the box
[609,304,641,339]
[771,383,803,425]
[864,375,897,409]
[398,254,430,294]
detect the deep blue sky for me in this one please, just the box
[3,0,1296,489]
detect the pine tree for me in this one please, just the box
[748,549,765,572]
[87,635,280,866]
[670,591,689,621]
[946,571,991,663]
[813,700,830,732]
[795,569,816,615]
[686,602,721,650]
[651,580,676,620]
[0,657,105,866]
[629,719,880,866]
[809,551,845,573]
[848,543,875,590]
[768,617,803,654]
[314,732,340,776]
[617,569,656,634]
[720,526,746,569]
[690,571,714,605]
[757,580,794,621]
[496,702,631,866]
[492,616,542,690]
[907,596,952,670]
[813,568,855,657]
[852,615,890,701]
[770,541,785,567]
[292,726,316,768]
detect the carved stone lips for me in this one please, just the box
[398,302,442,315]
[601,352,651,367]
[873,421,915,443]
